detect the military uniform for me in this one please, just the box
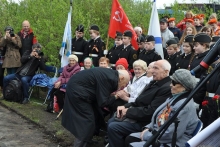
[107,44,123,69]
[176,35,194,70]
[176,53,194,70]
[136,35,146,60]
[165,38,179,75]
[119,30,137,70]
[84,25,105,66]
[189,50,209,78]
[140,35,162,65]
[118,44,137,70]
[72,38,87,63]
[107,31,123,69]
[72,25,88,64]
[190,33,212,78]
[165,53,179,75]
[140,49,161,66]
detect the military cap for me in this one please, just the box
[193,33,212,43]
[160,18,168,23]
[4,26,13,31]
[145,35,155,42]
[168,17,175,23]
[184,35,194,43]
[137,35,145,43]
[166,39,177,47]
[75,24,84,32]
[123,30,132,38]
[212,36,220,42]
[115,31,123,38]
[90,24,99,31]
[173,37,179,44]
[208,19,218,24]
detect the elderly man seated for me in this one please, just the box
[3,43,46,104]
[107,60,172,147]
[125,69,199,147]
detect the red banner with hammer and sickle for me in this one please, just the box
[108,0,138,50]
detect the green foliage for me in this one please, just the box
[0,0,217,66]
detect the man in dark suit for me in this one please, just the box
[62,68,130,147]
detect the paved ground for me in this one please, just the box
[0,105,58,147]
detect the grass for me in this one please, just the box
[0,91,105,147]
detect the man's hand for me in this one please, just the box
[140,128,149,141]
[54,81,61,89]
[116,90,129,101]
[117,106,128,118]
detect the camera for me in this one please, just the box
[35,49,44,56]
[9,30,15,37]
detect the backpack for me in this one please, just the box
[4,78,23,102]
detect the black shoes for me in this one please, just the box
[22,98,29,104]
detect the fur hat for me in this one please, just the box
[170,69,197,91]
[68,54,78,62]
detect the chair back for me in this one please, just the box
[45,65,57,78]
[192,119,203,137]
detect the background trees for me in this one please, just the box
[0,0,217,66]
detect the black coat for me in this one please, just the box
[84,37,105,66]
[72,37,88,63]
[118,44,137,70]
[124,77,172,127]
[175,53,194,70]
[16,50,46,76]
[137,48,146,59]
[62,68,118,141]
[190,50,209,78]
[139,49,162,66]
[107,44,124,69]
[165,53,180,75]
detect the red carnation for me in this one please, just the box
[202,100,208,106]
[80,62,84,67]
[130,69,134,73]
[212,94,220,101]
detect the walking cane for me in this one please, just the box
[55,109,63,120]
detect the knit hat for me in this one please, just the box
[170,69,197,91]
[68,54,78,62]
[115,58,128,70]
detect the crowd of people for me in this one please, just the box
[1,10,220,147]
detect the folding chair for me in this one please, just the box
[28,65,57,103]
[192,119,203,137]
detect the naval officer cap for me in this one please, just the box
[145,35,155,42]
[193,33,212,43]
[123,30,132,38]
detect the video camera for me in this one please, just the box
[35,49,44,56]
[9,30,15,37]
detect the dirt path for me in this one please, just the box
[0,105,58,147]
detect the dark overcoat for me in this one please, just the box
[62,68,118,141]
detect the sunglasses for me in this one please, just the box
[171,80,180,86]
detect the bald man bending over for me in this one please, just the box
[17,20,38,55]
[62,67,130,147]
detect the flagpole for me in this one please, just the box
[70,0,73,12]
[105,35,110,57]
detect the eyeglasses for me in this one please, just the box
[171,80,180,86]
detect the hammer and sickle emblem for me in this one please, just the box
[113,9,123,23]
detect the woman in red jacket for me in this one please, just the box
[176,10,194,32]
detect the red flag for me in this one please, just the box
[108,0,138,50]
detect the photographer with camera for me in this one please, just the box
[3,43,46,104]
[0,26,22,75]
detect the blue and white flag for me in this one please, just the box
[148,0,164,59]
[59,10,72,67]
